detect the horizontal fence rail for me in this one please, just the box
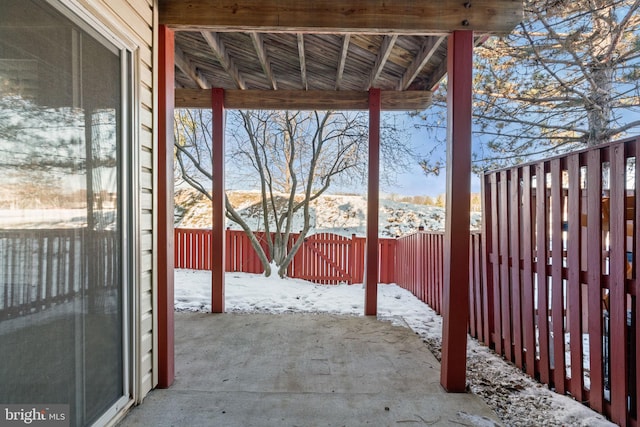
[175,228,396,285]
[483,136,640,427]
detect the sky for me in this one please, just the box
[383,125,447,197]
[376,121,482,198]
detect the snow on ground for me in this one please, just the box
[0,209,88,228]
[175,269,615,427]
[0,208,117,229]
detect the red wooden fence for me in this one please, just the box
[174,228,396,284]
[394,137,640,426]
[293,233,360,284]
[394,231,486,341]
[481,137,639,427]
[395,232,443,314]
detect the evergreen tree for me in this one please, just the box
[417,0,640,172]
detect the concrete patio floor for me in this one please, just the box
[118,312,501,427]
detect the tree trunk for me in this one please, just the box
[586,63,613,146]
[225,196,272,276]
[586,0,614,146]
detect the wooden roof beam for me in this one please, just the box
[297,33,308,90]
[249,32,278,90]
[159,0,523,35]
[201,31,247,89]
[367,34,397,90]
[335,34,350,90]
[174,45,210,89]
[175,88,432,111]
[400,36,446,90]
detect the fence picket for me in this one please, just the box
[481,174,494,347]
[510,168,524,369]
[567,153,584,401]
[469,234,478,338]
[499,170,512,361]
[634,142,640,423]
[489,172,503,355]
[550,158,566,394]
[429,234,436,309]
[609,143,629,426]
[476,234,484,338]
[536,161,552,386]
[587,148,605,412]
[521,165,536,377]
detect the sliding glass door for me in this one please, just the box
[0,1,131,425]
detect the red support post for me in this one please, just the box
[440,30,473,392]
[212,88,226,313]
[157,24,175,388]
[365,88,380,315]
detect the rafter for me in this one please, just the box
[400,36,446,91]
[201,31,246,89]
[367,34,397,90]
[424,58,448,92]
[335,34,350,90]
[297,33,308,90]
[175,88,432,111]
[421,35,486,90]
[249,32,277,90]
[174,45,210,89]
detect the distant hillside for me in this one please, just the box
[175,189,482,238]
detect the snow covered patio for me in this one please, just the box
[118,312,500,427]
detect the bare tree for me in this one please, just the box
[174,109,412,277]
[416,0,640,173]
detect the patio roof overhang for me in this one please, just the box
[160,0,522,111]
[157,0,523,395]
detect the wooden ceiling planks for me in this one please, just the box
[161,0,523,110]
[265,33,303,90]
[304,33,344,91]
